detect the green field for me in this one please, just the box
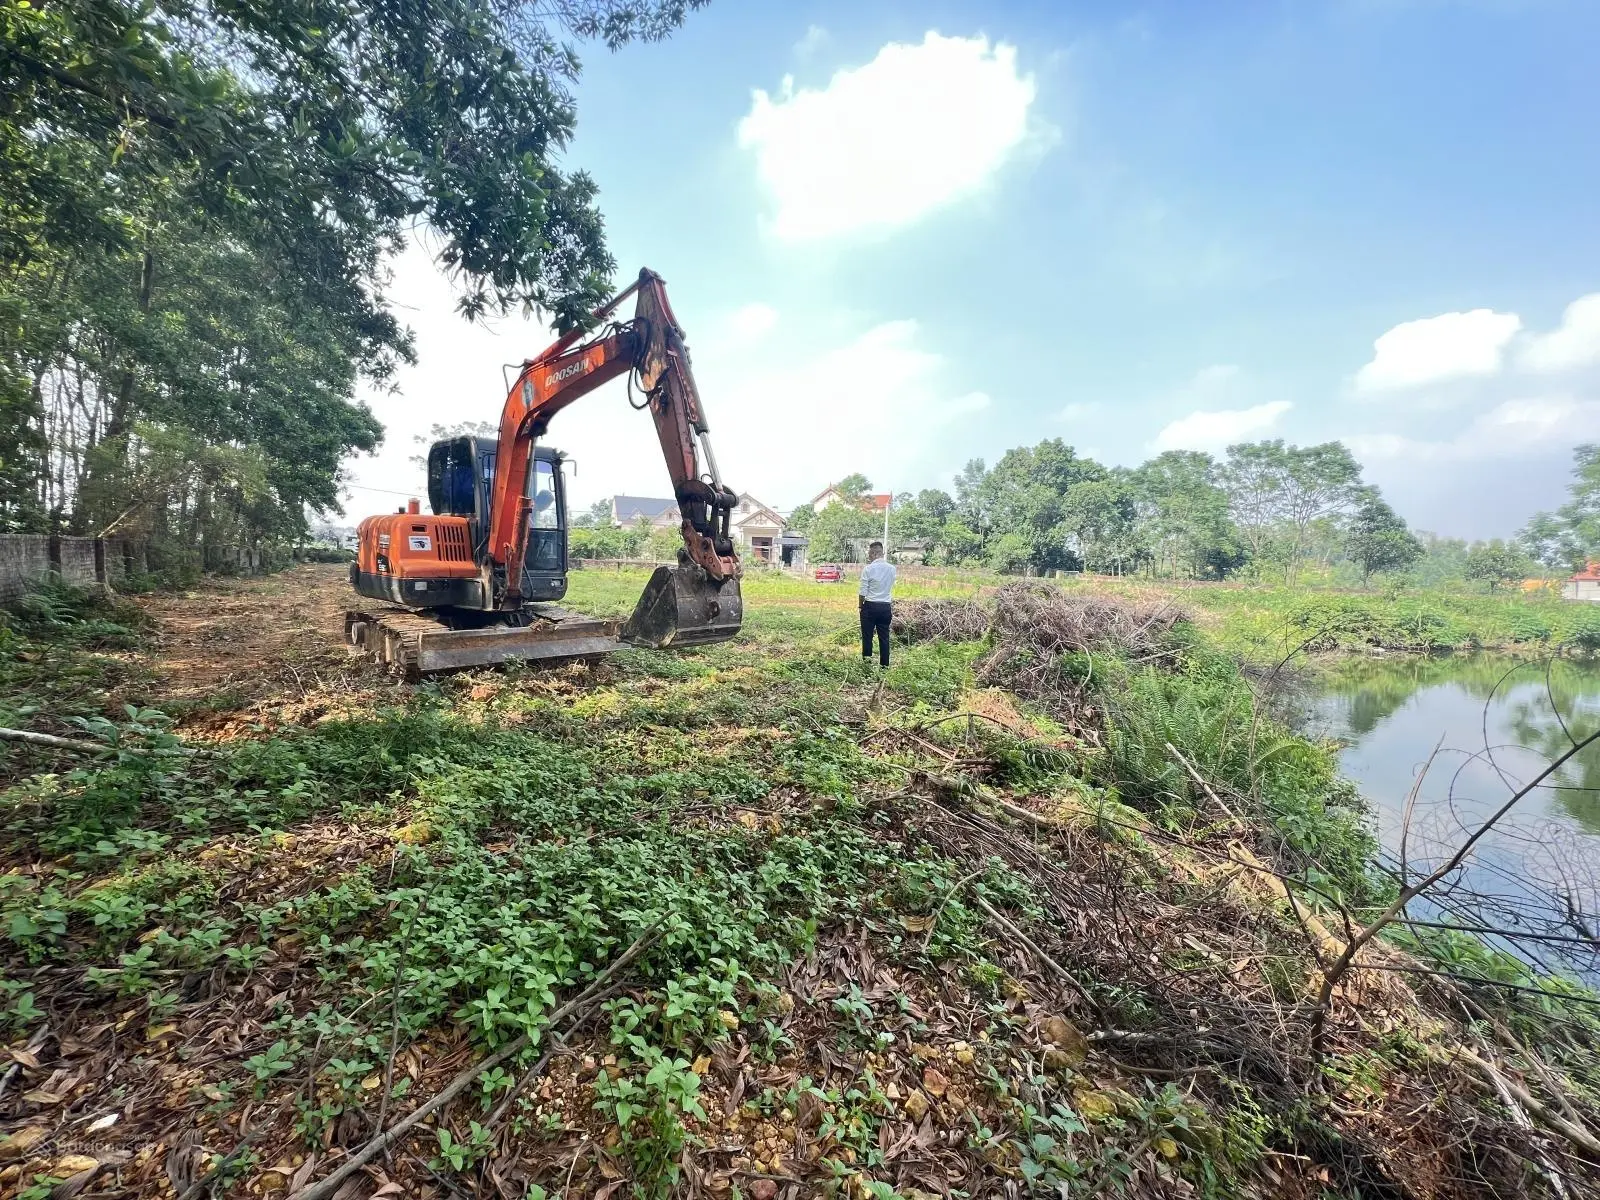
[575,565,1600,660]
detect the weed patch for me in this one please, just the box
[0,565,1594,1200]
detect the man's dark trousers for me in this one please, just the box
[860,600,892,666]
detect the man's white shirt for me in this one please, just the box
[859,559,896,603]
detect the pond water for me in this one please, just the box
[1300,654,1600,977]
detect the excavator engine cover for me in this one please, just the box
[622,564,743,649]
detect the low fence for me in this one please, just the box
[571,557,671,571]
[0,534,270,603]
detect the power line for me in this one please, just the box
[342,482,419,498]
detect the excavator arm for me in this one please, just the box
[489,268,743,645]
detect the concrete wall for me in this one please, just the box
[0,537,53,603]
[0,534,169,602]
[58,537,97,588]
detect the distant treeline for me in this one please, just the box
[792,443,1551,588]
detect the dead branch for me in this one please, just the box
[1454,1045,1600,1160]
[289,923,662,1200]
[0,725,200,756]
[1165,741,1244,828]
[922,867,986,953]
[1309,724,1600,1059]
[973,894,1098,1013]
[1469,1031,1573,1196]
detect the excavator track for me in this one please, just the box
[345,604,622,677]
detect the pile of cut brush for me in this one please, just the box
[891,596,992,643]
[897,583,1188,711]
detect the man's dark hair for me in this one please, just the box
[869,540,883,551]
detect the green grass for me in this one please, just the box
[0,570,1594,1198]
[568,563,990,647]
[1178,584,1600,659]
[986,572,1600,660]
[576,563,1600,661]
[0,580,147,731]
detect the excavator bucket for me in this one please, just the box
[622,564,743,649]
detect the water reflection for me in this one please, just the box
[1302,654,1600,980]
[1307,655,1600,837]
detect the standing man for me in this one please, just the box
[859,540,896,667]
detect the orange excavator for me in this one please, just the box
[345,268,743,674]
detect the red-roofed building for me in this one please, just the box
[809,484,892,514]
[1563,562,1600,601]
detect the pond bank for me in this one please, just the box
[1172,585,1600,658]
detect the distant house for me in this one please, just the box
[611,496,679,528]
[809,484,892,514]
[731,494,785,564]
[1563,563,1600,602]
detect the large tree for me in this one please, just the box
[889,488,955,545]
[982,439,1107,573]
[808,501,878,563]
[1219,440,1366,584]
[1465,540,1534,591]
[1519,445,1600,572]
[832,473,874,503]
[1062,475,1144,575]
[1345,491,1423,585]
[953,458,991,535]
[1128,450,1244,579]
[0,0,705,556]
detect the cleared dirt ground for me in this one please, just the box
[122,563,392,735]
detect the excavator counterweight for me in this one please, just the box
[346,268,744,675]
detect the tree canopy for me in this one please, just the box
[1346,492,1423,585]
[0,0,705,570]
[1518,445,1600,573]
[1464,540,1533,591]
[1218,440,1364,585]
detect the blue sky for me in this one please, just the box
[348,0,1600,538]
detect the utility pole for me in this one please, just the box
[882,489,891,557]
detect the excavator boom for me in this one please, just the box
[491,269,742,647]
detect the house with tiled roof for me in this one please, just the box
[731,493,787,564]
[1563,562,1600,602]
[809,484,891,514]
[610,496,680,528]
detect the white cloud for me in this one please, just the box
[737,32,1037,241]
[726,302,778,340]
[1348,396,1600,462]
[344,241,986,514]
[701,319,990,503]
[1058,401,1100,420]
[1152,400,1290,453]
[1521,293,1600,373]
[1355,308,1522,391]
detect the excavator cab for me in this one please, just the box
[421,433,739,647]
[427,437,569,605]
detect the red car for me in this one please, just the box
[813,564,843,583]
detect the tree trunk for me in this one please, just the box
[81,236,155,529]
